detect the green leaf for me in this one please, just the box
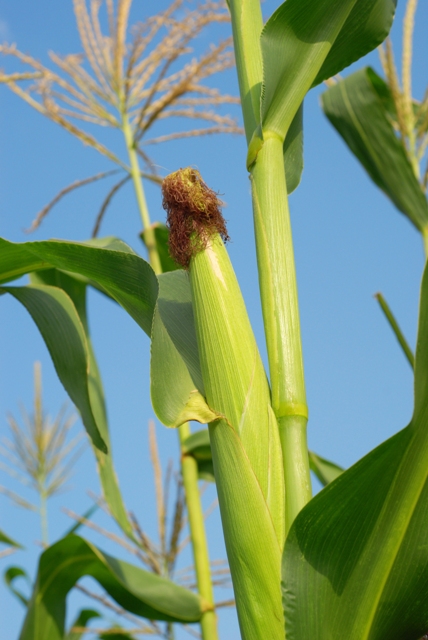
[321,68,428,232]
[0,529,23,548]
[97,629,134,640]
[66,609,100,640]
[0,237,158,336]
[282,258,428,640]
[140,223,180,273]
[4,566,31,607]
[61,504,99,537]
[0,284,107,452]
[20,534,203,640]
[308,450,344,486]
[150,270,218,428]
[209,420,284,639]
[182,429,212,461]
[30,269,137,542]
[260,0,396,139]
[283,103,304,194]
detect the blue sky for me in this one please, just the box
[0,1,427,638]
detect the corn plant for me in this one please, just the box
[2,0,428,639]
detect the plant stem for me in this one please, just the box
[422,226,428,260]
[402,0,419,177]
[122,112,161,274]
[122,124,217,640]
[227,0,264,141]
[251,133,311,533]
[179,423,218,640]
[40,488,49,546]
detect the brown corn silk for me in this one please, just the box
[162,168,229,268]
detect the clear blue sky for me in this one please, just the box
[0,1,427,638]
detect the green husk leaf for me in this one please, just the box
[209,420,284,639]
[19,534,203,640]
[190,235,284,541]
[189,233,285,639]
[151,270,218,427]
[282,258,428,640]
[321,67,428,232]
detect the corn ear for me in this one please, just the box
[161,168,285,639]
[189,233,285,640]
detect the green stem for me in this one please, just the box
[251,133,311,532]
[179,423,218,640]
[122,122,217,639]
[122,112,162,274]
[375,292,415,368]
[422,226,428,260]
[227,0,264,142]
[40,489,49,547]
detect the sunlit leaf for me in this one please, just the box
[20,535,203,640]
[322,67,428,232]
[0,284,107,452]
[30,269,137,542]
[283,259,428,640]
[4,566,31,607]
[308,450,344,487]
[66,609,101,640]
[260,0,396,138]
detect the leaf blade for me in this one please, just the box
[321,68,428,232]
[282,259,428,640]
[19,535,203,640]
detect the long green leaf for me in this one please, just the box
[0,237,158,335]
[0,284,107,452]
[30,269,137,542]
[20,534,203,640]
[322,67,428,232]
[4,566,31,607]
[66,609,100,640]
[308,450,344,486]
[0,529,23,548]
[260,0,396,139]
[151,270,217,427]
[282,258,428,640]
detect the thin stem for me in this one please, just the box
[227,0,264,142]
[178,423,218,640]
[122,115,217,639]
[374,293,415,369]
[279,415,311,531]
[402,0,419,177]
[422,226,428,260]
[121,111,162,274]
[40,488,49,546]
[251,133,311,532]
